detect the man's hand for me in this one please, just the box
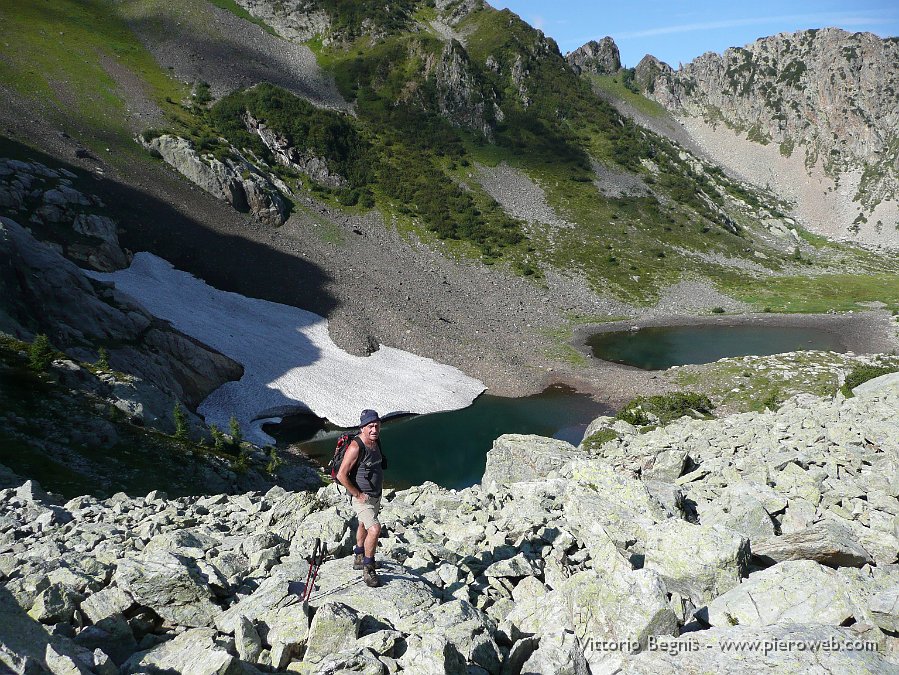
[354,493,369,504]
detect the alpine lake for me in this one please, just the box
[271,321,851,490]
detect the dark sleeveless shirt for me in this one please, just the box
[353,437,384,498]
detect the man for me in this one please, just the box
[336,409,385,588]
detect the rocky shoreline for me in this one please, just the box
[3,374,899,673]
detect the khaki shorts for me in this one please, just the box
[351,495,381,529]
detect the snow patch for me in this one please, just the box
[86,253,485,444]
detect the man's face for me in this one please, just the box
[364,421,380,440]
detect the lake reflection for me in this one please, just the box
[587,324,846,370]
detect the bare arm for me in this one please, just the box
[337,439,367,502]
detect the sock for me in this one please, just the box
[363,556,375,566]
[354,546,364,555]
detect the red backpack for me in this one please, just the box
[327,433,358,480]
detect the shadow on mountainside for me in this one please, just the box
[124,2,348,109]
[0,136,339,320]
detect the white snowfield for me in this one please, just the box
[86,253,485,445]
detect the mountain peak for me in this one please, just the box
[566,36,621,75]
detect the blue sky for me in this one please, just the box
[496,0,899,68]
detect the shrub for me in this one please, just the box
[266,446,282,475]
[841,364,899,397]
[96,347,110,370]
[759,388,781,411]
[193,81,212,106]
[173,403,189,441]
[210,424,226,450]
[233,448,251,473]
[616,392,714,427]
[28,334,55,373]
[711,306,725,314]
[229,415,243,449]
[580,429,618,452]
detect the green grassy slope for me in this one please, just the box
[0,0,190,155]
[3,0,897,312]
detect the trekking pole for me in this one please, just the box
[302,538,321,602]
[304,540,328,602]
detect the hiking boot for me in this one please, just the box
[353,553,364,570]
[363,564,380,588]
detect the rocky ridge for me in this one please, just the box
[630,29,899,246]
[3,376,899,673]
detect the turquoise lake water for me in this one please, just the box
[268,384,608,491]
[586,324,847,370]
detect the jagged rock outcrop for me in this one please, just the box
[0,217,242,425]
[0,159,127,271]
[234,0,331,43]
[635,29,899,245]
[634,54,673,94]
[566,37,621,75]
[142,135,289,226]
[244,113,346,188]
[2,380,899,672]
[431,40,499,138]
[434,0,484,27]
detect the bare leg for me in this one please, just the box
[356,522,366,549]
[364,523,381,558]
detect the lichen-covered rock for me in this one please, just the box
[753,521,874,568]
[482,434,583,487]
[303,602,360,664]
[869,584,899,633]
[703,560,855,627]
[121,627,257,675]
[644,520,750,606]
[114,551,221,628]
[397,633,466,675]
[79,586,134,624]
[562,460,668,547]
[505,567,678,663]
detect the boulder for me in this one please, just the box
[482,553,540,579]
[752,521,874,568]
[481,435,583,487]
[519,630,588,675]
[702,560,855,627]
[405,600,501,674]
[215,574,303,634]
[73,615,137,666]
[113,551,221,628]
[397,633,466,675]
[505,568,677,662]
[868,584,899,633]
[562,460,668,547]
[235,615,264,663]
[80,586,134,624]
[303,601,359,664]
[644,521,750,605]
[28,584,83,624]
[45,644,93,675]
[122,627,258,675]
[305,559,441,633]
[698,492,775,540]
